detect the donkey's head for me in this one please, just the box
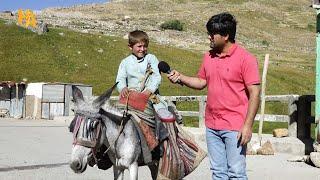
[69,83,118,173]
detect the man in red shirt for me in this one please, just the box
[168,13,260,179]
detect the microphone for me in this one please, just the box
[158,61,183,86]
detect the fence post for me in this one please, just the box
[199,96,206,128]
[297,95,312,139]
[288,97,298,137]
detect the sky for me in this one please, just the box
[0,0,109,11]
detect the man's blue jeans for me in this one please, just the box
[206,128,247,180]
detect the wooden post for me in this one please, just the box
[288,97,298,137]
[258,54,269,144]
[297,95,313,139]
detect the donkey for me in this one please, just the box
[69,83,159,180]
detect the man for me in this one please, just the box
[167,12,261,179]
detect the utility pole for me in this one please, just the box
[310,0,320,168]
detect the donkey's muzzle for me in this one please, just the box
[70,158,87,173]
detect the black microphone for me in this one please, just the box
[158,61,183,86]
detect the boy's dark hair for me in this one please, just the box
[128,30,149,47]
[206,12,237,43]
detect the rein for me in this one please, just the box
[72,94,131,164]
[103,92,130,156]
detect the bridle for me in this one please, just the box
[72,110,103,163]
[71,95,132,165]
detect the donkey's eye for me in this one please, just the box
[89,120,98,130]
[89,121,94,129]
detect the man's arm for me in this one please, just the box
[238,84,261,145]
[167,70,207,90]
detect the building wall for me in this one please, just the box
[41,84,92,119]
[0,85,25,118]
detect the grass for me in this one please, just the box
[252,121,287,134]
[0,19,317,133]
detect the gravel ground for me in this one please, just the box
[0,118,319,180]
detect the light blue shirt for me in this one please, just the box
[116,54,161,93]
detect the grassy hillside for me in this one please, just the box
[39,0,316,67]
[0,19,316,135]
[0,19,204,95]
[0,20,315,95]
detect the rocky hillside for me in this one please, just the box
[37,0,316,53]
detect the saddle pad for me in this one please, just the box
[119,91,149,112]
[157,122,207,179]
[156,108,175,123]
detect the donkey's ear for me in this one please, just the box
[93,82,118,108]
[72,85,84,104]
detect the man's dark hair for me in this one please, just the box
[206,12,237,43]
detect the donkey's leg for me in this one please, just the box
[148,161,159,180]
[113,165,124,180]
[128,161,138,180]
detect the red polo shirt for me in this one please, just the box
[198,43,260,131]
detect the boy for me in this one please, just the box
[116,30,179,127]
[116,30,159,101]
[116,31,204,179]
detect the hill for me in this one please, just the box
[33,0,317,96]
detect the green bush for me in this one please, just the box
[262,40,269,47]
[160,20,184,31]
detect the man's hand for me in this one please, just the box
[120,87,130,98]
[167,69,206,90]
[237,124,252,145]
[167,70,181,84]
